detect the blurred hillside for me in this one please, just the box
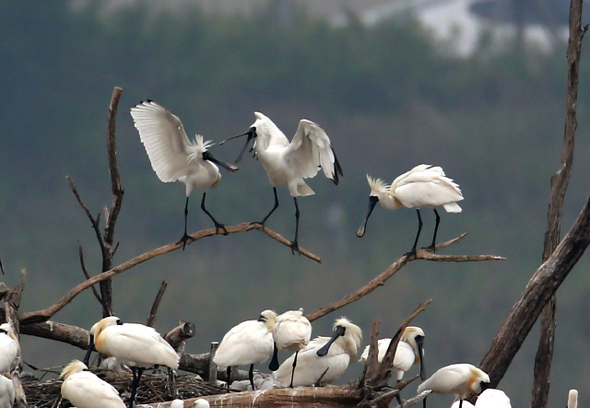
[1,2,589,407]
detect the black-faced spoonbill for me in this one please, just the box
[357,165,463,257]
[268,309,312,387]
[222,112,343,254]
[213,310,275,390]
[273,317,362,387]
[0,323,18,374]
[359,326,425,404]
[60,360,126,408]
[87,316,180,408]
[130,100,238,249]
[417,363,489,408]
[475,389,511,408]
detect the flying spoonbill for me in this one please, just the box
[417,363,489,408]
[268,309,312,387]
[130,100,238,249]
[274,317,362,388]
[60,360,125,408]
[357,165,463,257]
[475,388,511,408]
[0,323,18,374]
[87,316,180,408]
[222,112,343,254]
[359,326,425,404]
[213,310,275,390]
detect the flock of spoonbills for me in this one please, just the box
[130,100,463,255]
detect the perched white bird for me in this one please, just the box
[273,317,362,388]
[193,399,210,408]
[0,323,18,374]
[130,100,238,249]
[99,356,131,380]
[475,388,511,408]
[213,310,276,390]
[568,389,578,408]
[357,165,463,256]
[269,309,312,387]
[60,360,125,408]
[222,112,343,254]
[359,326,425,404]
[0,375,15,408]
[87,316,180,408]
[417,363,489,408]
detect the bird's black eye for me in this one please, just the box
[336,325,346,335]
[258,315,267,322]
[116,319,123,325]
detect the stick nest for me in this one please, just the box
[22,371,227,408]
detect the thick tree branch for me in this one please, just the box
[146,281,168,327]
[306,234,502,322]
[479,195,590,388]
[17,223,319,325]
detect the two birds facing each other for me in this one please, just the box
[130,100,463,256]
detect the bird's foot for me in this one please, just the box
[289,240,300,255]
[214,222,229,236]
[249,221,266,231]
[404,248,417,259]
[421,244,436,253]
[177,234,194,250]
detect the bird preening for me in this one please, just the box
[221,112,343,254]
[130,100,238,249]
[357,164,464,257]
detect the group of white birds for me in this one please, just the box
[130,100,464,256]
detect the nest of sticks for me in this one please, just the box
[22,370,227,408]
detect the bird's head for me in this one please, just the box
[470,366,491,394]
[0,323,17,341]
[402,326,426,379]
[60,360,87,379]
[220,124,257,165]
[90,316,121,337]
[258,309,278,330]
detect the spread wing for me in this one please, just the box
[130,101,192,182]
[284,119,343,184]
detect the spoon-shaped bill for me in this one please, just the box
[220,128,257,165]
[202,151,238,173]
[316,325,346,357]
[356,195,379,237]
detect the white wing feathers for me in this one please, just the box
[130,101,193,183]
[286,119,341,183]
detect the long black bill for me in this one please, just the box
[316,325,346,357]
[83,333,94,366]
[356,195,379,238]
[416,335,426,380]
[202,151,238,173]
[219,127,256,165]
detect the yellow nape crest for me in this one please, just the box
[366,175,389,196]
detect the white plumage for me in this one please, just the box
[224,112,343,253]
[475,388,511,408]
[357,164,463,256]
[213,310,275,390]
[359,326,425,382]
[89,316,179,408]
[568,389,578,408]
[0,375,15,408]
[417,363,489,408]
[130,100,237,248]
[60,360,125,408]
[0,323,18,374]
[273,317,362,388]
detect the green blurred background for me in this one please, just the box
[1,1,589,407]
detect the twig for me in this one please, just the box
[17,223,320,325]
[77,241,103,305]
[146,281,167,327]
[396,390,431,408]
[306,234,502,322]
[0,258,4,275]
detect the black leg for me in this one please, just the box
[459,399,463,408]
[422,396,427,408]
[201,192,228,235]
[269,343,280,371]
[226,367,231,390]
[177,197,193,250]
[290,197,301,255]
[289,351,299,388]
[395,379,402,405]
[129,367,144,408]
[253,187,279,229]
[248,364,255,390]
[423,208,440,252]
[406,209,423,257]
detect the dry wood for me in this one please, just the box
[164,321,196,354]
[147,281,168,327]
[17,223,320,325]
[478,195,590,387]
[306,234,502,322]
[532,1,586,407]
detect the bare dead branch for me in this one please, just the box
[17,223,320,325]
[164,321,195,354]
[146,281,168,327]
[77,241,103,305]
[306,235,502,322]
[20,321,91,350]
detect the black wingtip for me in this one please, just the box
[331,150,344,185]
